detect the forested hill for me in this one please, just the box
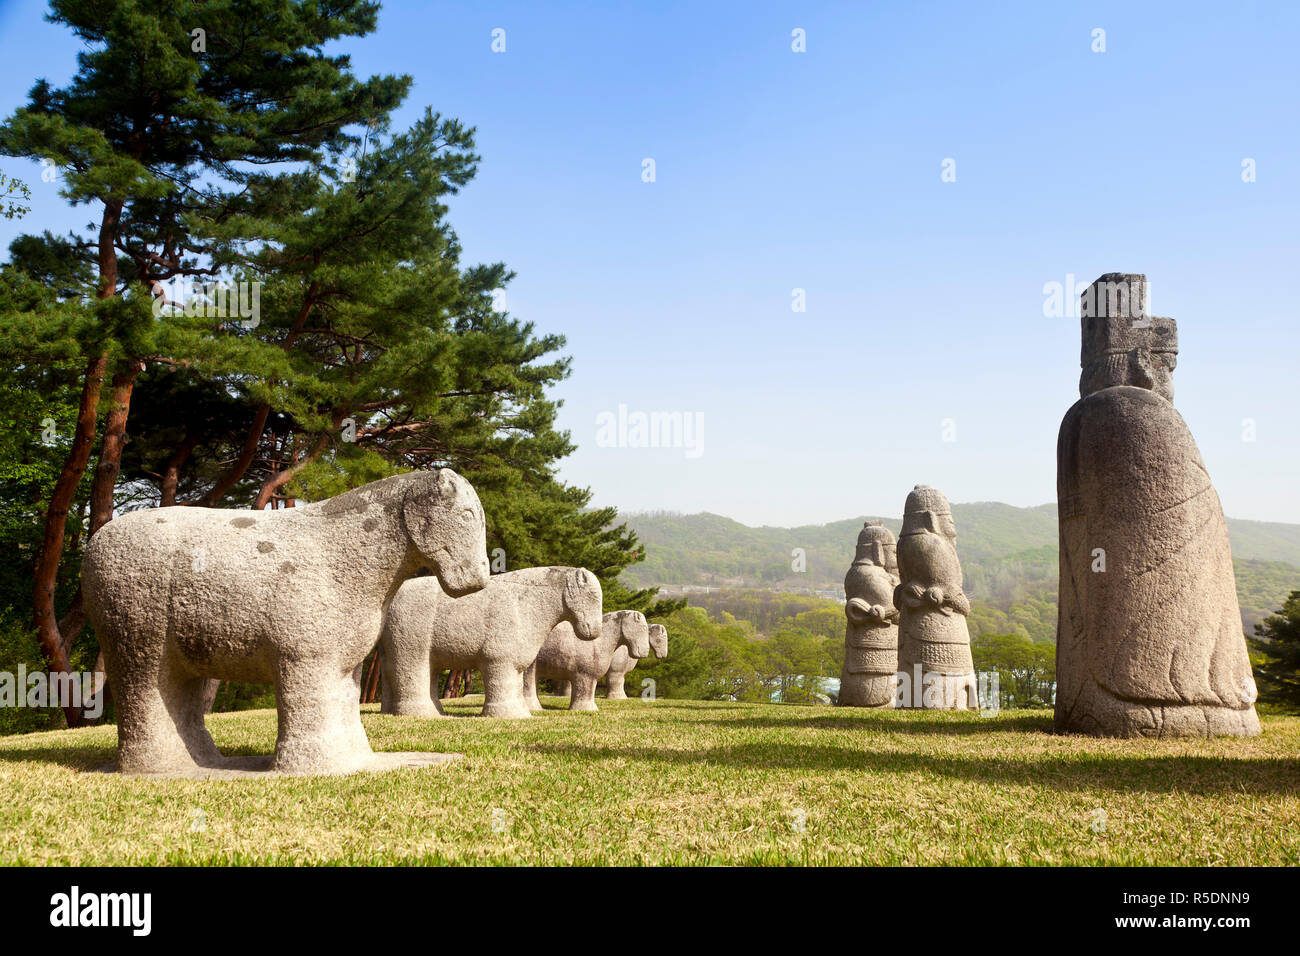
[623,503,1053,588]
[622,504,1300,637]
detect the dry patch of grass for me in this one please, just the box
[0,699,1296,865]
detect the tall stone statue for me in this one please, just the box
[1055,274,1259,737]
[838,521,900,707]
[895,485,977,709]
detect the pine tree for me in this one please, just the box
[0,0,408,724]
[1251,591,1300,711]
[3,2,663,724]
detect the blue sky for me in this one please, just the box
[2,0,1297,526]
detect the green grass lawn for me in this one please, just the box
[1,699,1297,865]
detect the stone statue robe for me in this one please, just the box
[894,529,976,709]
[1056,385,1259,736]
[840,561,899,707]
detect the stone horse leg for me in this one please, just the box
[272,654,370,774]
[569,673,599,712]
[107,642,223,774]
[481,659,532,719]
[521,662,544,712]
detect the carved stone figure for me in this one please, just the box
[381,567,604,719]
[524,610,652,712]
[605,623,668,699]
[82,469,491,775]
[839,522,900,707]
[895,485,977,709]
[1055,274,1259,737]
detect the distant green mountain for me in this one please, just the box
[625,503,1058,592]
[1221,518,1300,568]
[622,503,1300,636]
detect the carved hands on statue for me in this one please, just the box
[866,603,900,624]
[894,583,968,616]
[896,582,941,613]
[926,586,970,617]
[847,598,893,627]
[894,583,923,611]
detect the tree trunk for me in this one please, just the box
[57,586,85,660]
[74,359,144,726]
[31,198,125,728]
[443,670,471,698]
[197,403,269,505]
[89,360,144,534]
[160,433,198,507]
[31,352,108,729]
[360,647,384,705]
[253,430,331,509]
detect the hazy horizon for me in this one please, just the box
[616,500,1300,532]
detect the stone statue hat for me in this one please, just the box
[900,485,951,536]
[856,520,895,549]
[1079,273,1178,367]
[854,520,896,566]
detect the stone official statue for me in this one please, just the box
[839,521,900,707]
[895,485,977,709]
[1055,273,1259,737]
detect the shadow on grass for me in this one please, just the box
[521,740,1300,796]
[0,744,112,771]
[712,713,1056,735]
[610,702,1056,735]
[644,702,762,710]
